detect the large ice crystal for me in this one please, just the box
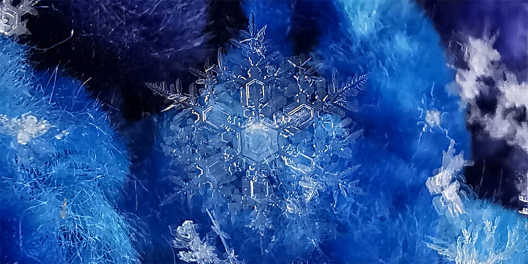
[149,14,366,262]
[0,0,39,36]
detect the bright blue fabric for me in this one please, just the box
[0,38,138,263]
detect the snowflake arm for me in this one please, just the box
[206,210,243,264]
[322,69,367,113]
[1,0,39,37]
[146,80,195,112]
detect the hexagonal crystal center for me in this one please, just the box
[241,122,278,161]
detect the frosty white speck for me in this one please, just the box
[0,114,52,145]
[425,109,441,128]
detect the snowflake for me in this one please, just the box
[0,113,73,145]
[151,14,365,244]
[0,114,52,145]
[173,211,242,264]
[0,0,39,37]
[425,109,441,128]
[173,220,222,264]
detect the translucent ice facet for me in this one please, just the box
[286,104,314,127]
[285,153,315,173]
[243,79,266,107]
[442,182,465,216]
[299,176,324,202]
[426,170,452,195]
[241,122,278,161]
[203,105,230,130]
[249,176,271,201]
[247,208,273,234]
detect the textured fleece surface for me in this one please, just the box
[0,37,138,263]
